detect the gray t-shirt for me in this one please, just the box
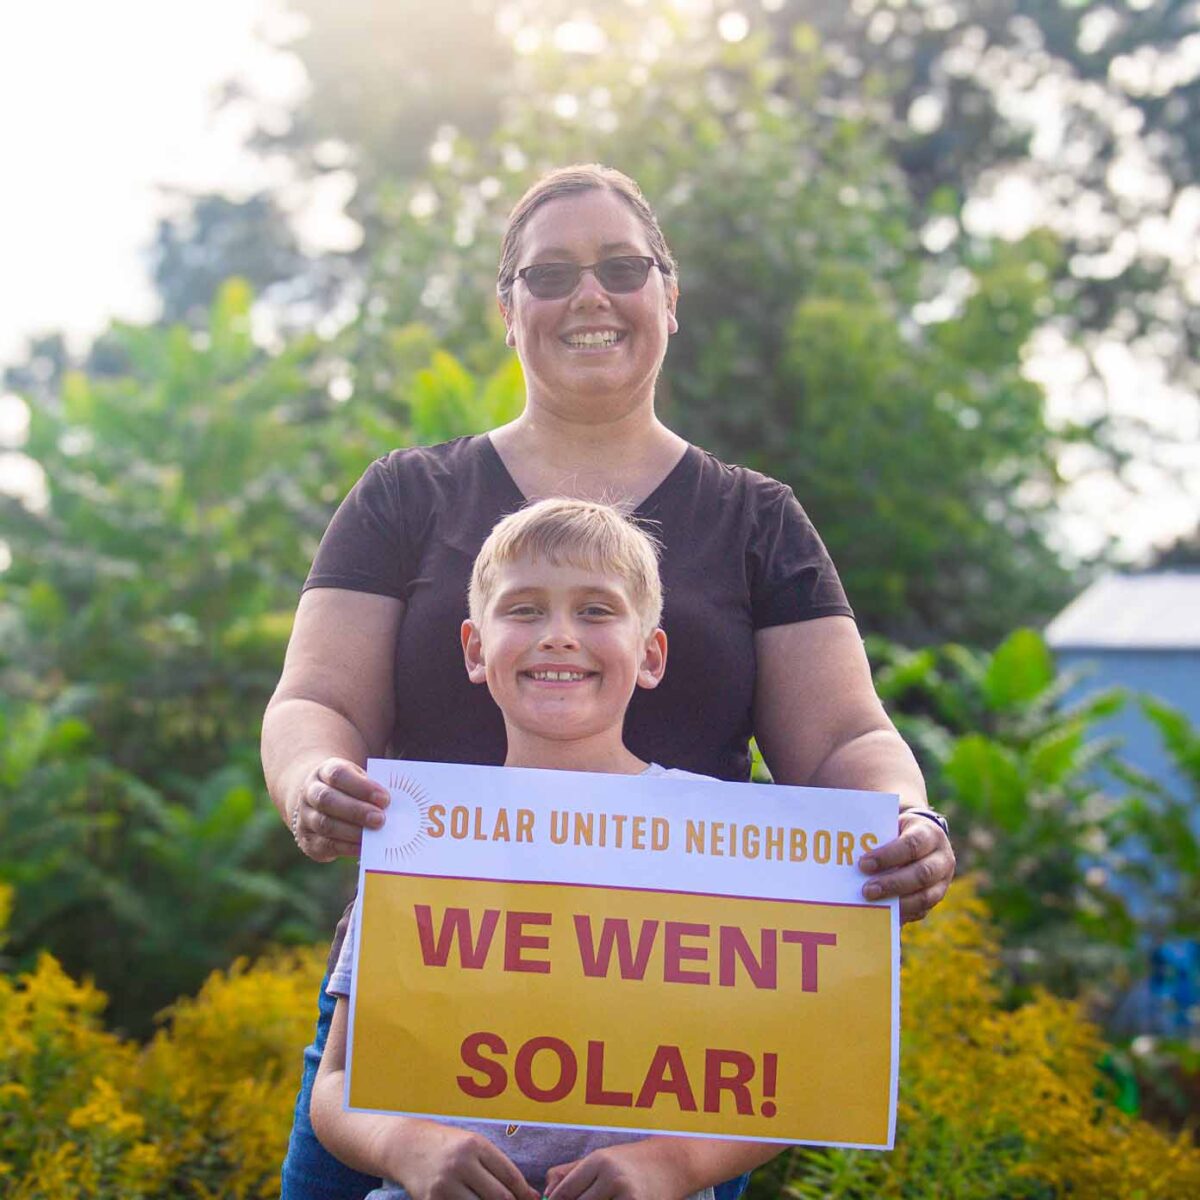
[329,765,716,1200]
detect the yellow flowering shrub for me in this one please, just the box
[4,880,1199,1198]
[776,883,1200,1200]
[0,880,325,1200]
[139,949,328,1199]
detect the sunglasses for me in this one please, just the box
[515,255,667,300]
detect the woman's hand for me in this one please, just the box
[263,588,403,861]
[858,810,955,923]
[291,757,390,862]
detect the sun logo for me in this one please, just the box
[381,773,434,862]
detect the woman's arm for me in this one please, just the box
[262,588,404,861]
[753,616,955,922]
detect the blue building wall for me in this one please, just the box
[1055,648,1200,794]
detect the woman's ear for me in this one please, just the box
[637,628,668,690]
[461,620,488,684]
[497,296,516,348]
[666,283,679,336]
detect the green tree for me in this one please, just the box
[315,9,1078,641]
[0,281,526,1031]
[151,192,309,329]
[0,284,346,1031]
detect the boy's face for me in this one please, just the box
[461,553,666,748]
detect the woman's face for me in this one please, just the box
[501,189,679,421]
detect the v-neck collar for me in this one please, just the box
[477,433,696,515]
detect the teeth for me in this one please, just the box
[529,670,589,682]
[565,331,621,347]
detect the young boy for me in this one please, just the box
[311,498,782,1200]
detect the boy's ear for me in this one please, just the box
[636,628,668,690]
[461,619,488,684]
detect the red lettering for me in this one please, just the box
[782,930,838,992]
[703,1049,755,1115]
[761,1051,778,1117]
[663,921,710,984]
[635,1044,697,1111]
[514,1036,577,1103]
[718,926,777,989]
[585,1040,633,1107]
[457,1032,507,1098]
[574,915,658,980]
[414,905,500,968]
[504,911,552,974]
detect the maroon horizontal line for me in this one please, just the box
[363,868,884,911]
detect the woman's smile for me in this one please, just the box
[559,328,628,353]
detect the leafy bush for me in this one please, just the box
[1109,697,1200,949]
[753,884,1200,1200]
[0,693,337,1037]
[3,882,1197,1199]
[872,628,1147,999]
[0,283,528,1036]
[0,883,325,1198]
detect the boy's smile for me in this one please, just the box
[461,554,667,772]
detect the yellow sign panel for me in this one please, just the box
[349,870,893,1145]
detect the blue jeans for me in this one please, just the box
[281,972,381,1199]
[281,975,751,1200]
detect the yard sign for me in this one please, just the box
[345,760,899,1150]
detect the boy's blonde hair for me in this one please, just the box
[469,498,663,634]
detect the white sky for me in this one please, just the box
[0,0,300,363]
[0,1,1196,564]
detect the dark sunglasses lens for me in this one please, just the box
[524,264,579,298]
[522,257,654,298]
[595,257,652,292]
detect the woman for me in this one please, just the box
[264,164,955,1200]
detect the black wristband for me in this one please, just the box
[904,808,950,839]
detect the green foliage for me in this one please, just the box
[257,0,1200,478]
[0,281,545,1033]
[748,885,1200,1200]
[1107,698,1200,945]
[2,0,1196,1088]
[4,883,1199,1199]
[0,689,327,1036]
[409,351,525,444]
[0,895,327,1198]
[308,5,1078,643]
[0,284,355,1030]
[870,629,1200,1006]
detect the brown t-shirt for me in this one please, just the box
[304,434,853,962]
[305,434,852,778]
